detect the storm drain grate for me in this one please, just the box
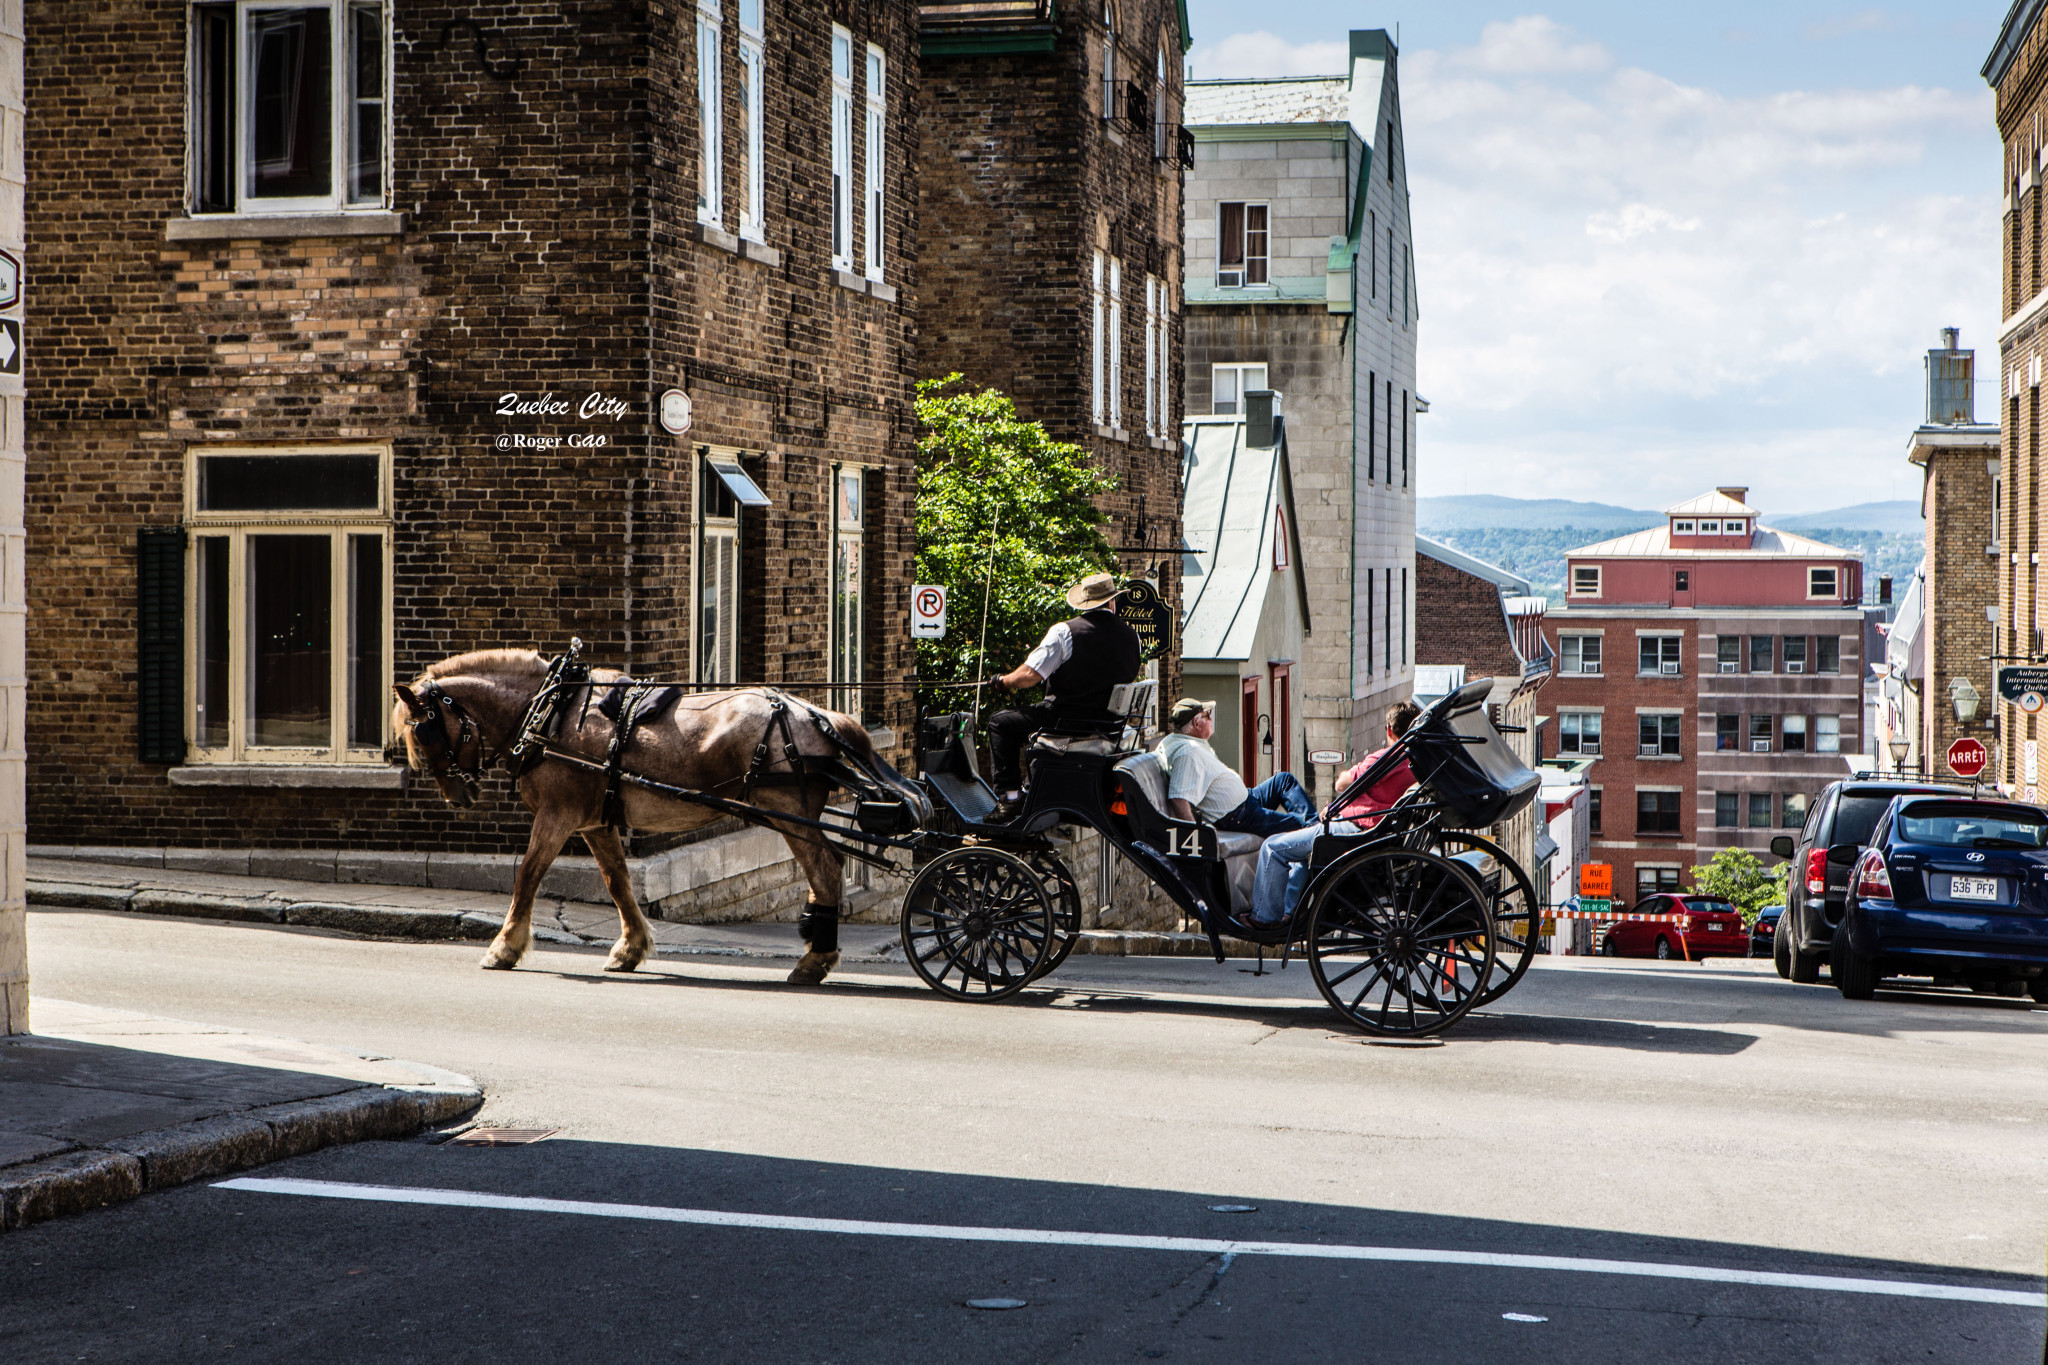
[445,1127,559,1147]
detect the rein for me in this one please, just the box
[407,680,503,801]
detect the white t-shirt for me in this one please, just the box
[1022,621,1075,679]
[1158,733,1248,821]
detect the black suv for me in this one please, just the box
[1768,779,1956,982]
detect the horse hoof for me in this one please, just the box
[479,946,522,971]
[604,945,648,973]
[787,949,840,986]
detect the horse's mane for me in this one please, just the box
[415,648,547,684]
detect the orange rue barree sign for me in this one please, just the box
[1579,863,1612,900]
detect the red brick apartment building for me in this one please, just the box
[1546,489,1866,902]
[916,0,1190,691]
[24,1,922,912]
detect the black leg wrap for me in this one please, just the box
[798,905,840,954]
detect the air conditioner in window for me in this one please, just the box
[1660,662,1680,675]
[1751,740,1770,752]
[1787,662,1804,673]
[1718,662,1738,673]
[1217,269,1243,288]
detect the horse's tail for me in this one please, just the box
[795,697,934,827]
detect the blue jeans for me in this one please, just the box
[1251,819,1361,924]
[1216,772,1317,836]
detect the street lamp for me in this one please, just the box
[1949,676,1982,725]
[1888,735,1910,771]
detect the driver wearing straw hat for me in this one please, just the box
[985,572,1143,824]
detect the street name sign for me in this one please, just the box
[1308,750,1344,765]
[1997,664,2048,714]
[658,387,692,436]
[1946,737,1989,779]
[910,584,947,639]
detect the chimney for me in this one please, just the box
[1878,574,1892,605]
[1244,390,1280,448]
[1715,486,1748,506]
[1926,327,1974,425]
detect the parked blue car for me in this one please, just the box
[1834,795,2048,1001]
[1751,903,1783,963]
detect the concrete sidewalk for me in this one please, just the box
[1,999,481,1231]
[28,856,1249,959]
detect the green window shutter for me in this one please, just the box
[137,527,186,764]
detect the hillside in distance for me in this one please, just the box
[1415,495,1659,533]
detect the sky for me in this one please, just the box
[1182,2,2013,515]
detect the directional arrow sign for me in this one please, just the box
[0,318,22,376]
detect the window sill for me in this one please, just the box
[1634,831,1684,839]
[1636,753,1684,762]
[167,764,408,789]
[835,268,868,293]
[166,211,404,242]
[866,278,898,303]
[1146,435,1178,451]
[693,220,742,254]
[1093,424,1133,443]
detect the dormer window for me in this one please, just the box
[1726,519,1746,536]
[1673,519,1695,535]
[1697,519,1719,534]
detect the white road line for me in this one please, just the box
[214,1177,2046,1310]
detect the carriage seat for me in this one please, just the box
[1112,751,1264,913]
[1028,679,1160,759]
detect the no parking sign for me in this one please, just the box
[911,584,947,639]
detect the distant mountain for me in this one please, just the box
[1769,501,1921,536]
[1416,495,1659,533]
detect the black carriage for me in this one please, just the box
[901,675,1546,1038]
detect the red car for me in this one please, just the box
[1599,894,1750,962]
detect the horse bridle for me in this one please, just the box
[407,681,499,800]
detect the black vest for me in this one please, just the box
[1045,609,1143,717]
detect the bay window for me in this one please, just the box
[191,1,389,214]
[186,446,390,763]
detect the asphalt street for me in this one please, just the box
[6,906,2047,1363]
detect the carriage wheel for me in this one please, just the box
[1019,850,1083,980]
[1427,831,1541,1008]
[1302,848,1496,1038]
[900,846,1056,1002]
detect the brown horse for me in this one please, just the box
[391,649,925,985]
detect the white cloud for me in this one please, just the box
[1447,16,1611,77]
[1187,31,1346,80]
[1399,17,1997,513]
[1803,9,1904,42]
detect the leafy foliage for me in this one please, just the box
[913,376,1118,696]
[1685,847,1789,921]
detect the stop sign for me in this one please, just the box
[1947,737,1988,779]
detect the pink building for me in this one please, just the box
[1548,489,1867,903]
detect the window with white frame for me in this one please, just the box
[1272,506,1290,571]
[191,1,389,214]
[1697,519,1719,534]
[737,0,765,239]
[1638,713,1681,757]
[1559,634,1601,675]
[1558,712,1601,756]
[830,466,865,715]
[1091,251,1106,425]
[1153,277,1170,430]
[1816,715,1841,753]
[1143,274,1159,436]
[1808,565,1838,599]
[830,27,853,271]
[187,446,390,763]
[864,44,885,279]
[1570,564,1600,596]
[696,1,723,225]
[1782,715,1807,752]
[1217,202,1268,287]
[1108,255,1124,429]
[1673,519,1695,534]
[697,457,741,685]
[1210,363,1266,416]
[1638,634,1682,675]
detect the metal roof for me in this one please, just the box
[1565,524,1855,560]
[1986,0,2043,85]
[1185,77,1350,127]
[1663,490,1758,517]
[1178,418,1305,661]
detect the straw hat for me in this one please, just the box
[1066,573,1126,611]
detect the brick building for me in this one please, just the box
[1181,30,1420,762]
[1984,7,2048,797]
[24,1,922,918]
[1415,537,1552,885]
[1548,490,1866,902]
[915,0,1189,696]
[1883,329,2000,777]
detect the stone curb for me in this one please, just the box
[0,1083,482,1233]
[28,880,1243,958]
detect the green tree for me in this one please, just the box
[1685,847,1789,922]
[914,376,1119,698]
